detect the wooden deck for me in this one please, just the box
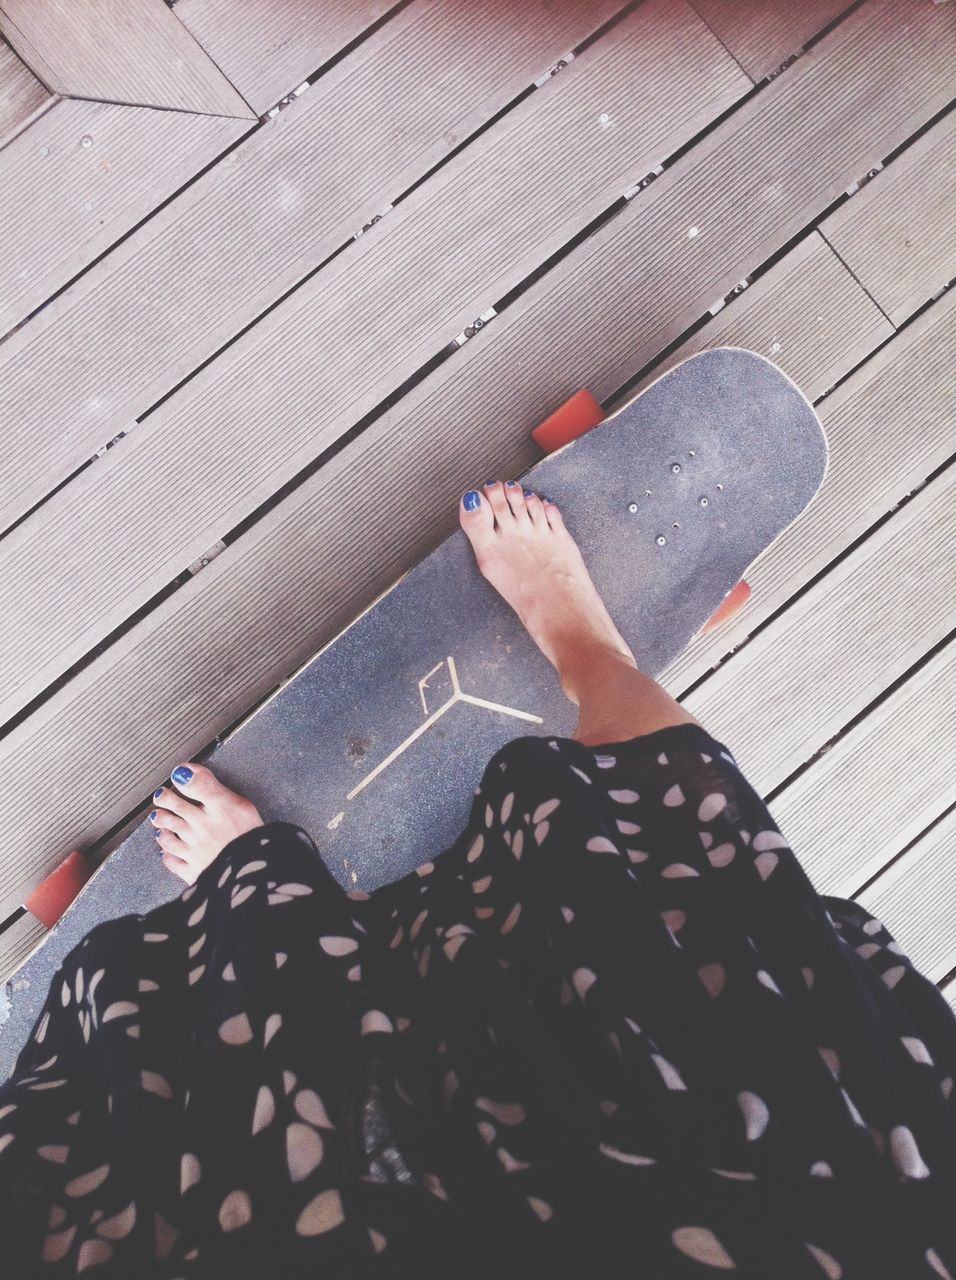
[1,0,954,1030]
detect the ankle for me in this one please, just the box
[555,640,637,706]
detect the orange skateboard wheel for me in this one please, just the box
[701,580,752,634]
[24,850,92,928]
[531,389,605,453]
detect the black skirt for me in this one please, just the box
[2,724,954,1278]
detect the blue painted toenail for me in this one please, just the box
[463,491,481,512]
[150,811,158,822]
[506,480,518,487]
[153,788,163,800]
[484,479,497,486]
[171,766,193,785]
[523,489,533,498]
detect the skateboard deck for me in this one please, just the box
[0,347,826,1073]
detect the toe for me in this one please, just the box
[151,806,188,838]
[152,785,194,821]
[481,479,513,526]
[161,850,193,883]
[170,762,228,805]
[503,480,529,521]
[523,490,547,526]
[459,488,494,541]
[543,497,565,531]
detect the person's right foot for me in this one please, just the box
[459,481,637,703]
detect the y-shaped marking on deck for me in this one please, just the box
[326,657,541,830]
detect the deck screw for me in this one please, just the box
[656,534,667,546]
[688,449,695,457]
[771,341,782,353]
[644,489,652,497]
[687,226,700,238]
[716,483,724,491]
[699,496,709,507]
[670,462,681,473]
[628,502,638,513]
[38,145,49,157]
[84,201,93,211]
[599,112,610,125]
[81,135,93,148]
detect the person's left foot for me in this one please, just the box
[151,764,264,884]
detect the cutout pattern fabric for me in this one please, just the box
[1,725,954,1277]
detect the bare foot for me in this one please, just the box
[151,763,264,884]
[459,481,637,703]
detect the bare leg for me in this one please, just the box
[458,481,699,748]
[561,641,698,747]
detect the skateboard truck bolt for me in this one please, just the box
[670,463,681,473]
[656,535,667,546]
[628,502,638,514]
[699,496,709,507]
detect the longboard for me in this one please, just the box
[1,348,827,1074]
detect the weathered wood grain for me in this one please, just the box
[689,0,855,81]
[173,0,397,116]
[0,98,250,336]
[0,230,918,922]
[821,107,956,325]
[683,466,955,795]
[0,36,50,147]
[856,805,956,984]
[0,1,747,719]
[0,0,252,116]
[0,0,651,528]
[2,0,954,924]
[6,0,953,723]
[772,642,955,901]
[0,802,147,984]
[660,288,955,694]
[629,231,893,401]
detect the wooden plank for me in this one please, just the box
[0,2,749,715]
[0,0,253,117]
[660,288,956,694]
[855,806,956,983]
[945,982,956,1013]
[689,0,854,82]
[820,108,956,325]
[630,231,893,401]
[173,0,395,116]
[772,643,955,899]
[0,36,51,147]
[0,0,650,530]
[2,0,954,919]
[0,98,250,336]
[682,466,956,795]
[6,0,952,719]
[0,235,925,919]
[0,913,45,987]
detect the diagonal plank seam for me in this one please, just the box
[4,244,931,882]
[1,0,949,737]
[0,106,259,352]
[3,0,952,926]
[766,617,956,807]
[671,292,954,708]
[852,798,956,904]
[0,1,643,516]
